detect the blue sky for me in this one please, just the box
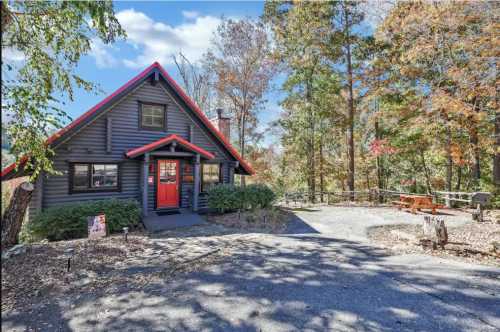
[3,1,386,147]
[64,1,283,147]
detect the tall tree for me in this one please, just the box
[1,1,125,248]
[265,1,335,199]
[204,18,276,185]
[377,1,497,191]
[265,1,368,198]
[334,1,366,197]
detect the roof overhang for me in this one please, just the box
[126,134,215,160]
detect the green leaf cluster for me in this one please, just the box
[2,1,126,180]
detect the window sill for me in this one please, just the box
[139,126,166,132]
[70,187,121,194]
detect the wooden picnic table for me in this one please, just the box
[393,194,442,214]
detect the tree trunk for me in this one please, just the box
[344,7,355,201]
[319,135,324,203]
[374,119,384,198]
[239,112,246,187]
[470,126,480,188]
[455,165,462,191]
[494,109,500,186]
[422,216,448,250]
[470,99,481,189]
[306,77,316,203]
[1,182,34,250]
[445,125,453,192]
[419,148,432,194]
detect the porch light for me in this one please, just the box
[123,227,129,242]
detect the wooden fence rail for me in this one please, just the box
[279,189,491,209]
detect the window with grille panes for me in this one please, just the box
[201,163,221,192]
[140,102,166,130]
[70,163,119,193]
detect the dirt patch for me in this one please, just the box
[368,222,500,267]
[206,208,292,233]
[1,233,229,313]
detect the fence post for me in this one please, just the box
[445,193,451,208]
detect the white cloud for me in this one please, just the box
[182,10,200,19]
[360,0,394,30]
[2,48,25,62]
[116,9,221,69]
[89,38,118,68]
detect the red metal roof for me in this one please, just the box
[1,62,254,180]
[126,134,215,159]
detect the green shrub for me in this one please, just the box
[24,199,141,242]
[207,184,240,213]
[207,184,276,213]
[245,184,276,210]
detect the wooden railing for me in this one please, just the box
[279,189,491,209]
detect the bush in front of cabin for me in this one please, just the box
[207,184,276,213]
[206,184,242,213]
[244,184,276,210]
[24,199,141,242]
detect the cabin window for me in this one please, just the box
[140,102,166,130]
[201,163,221,192]
[70,163,120,193]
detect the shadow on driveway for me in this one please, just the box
[3,211,499,332]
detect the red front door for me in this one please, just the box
[157,160,179,208]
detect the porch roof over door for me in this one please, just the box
[125,134,215,160]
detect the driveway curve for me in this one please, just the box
[3,207,499,332]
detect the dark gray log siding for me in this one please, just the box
[147,158,156,211]
[180,160,193,209]
[34,80,237,214]
[28,181,42,220]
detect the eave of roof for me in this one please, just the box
[1,62,254,180]
[126,134,215,160]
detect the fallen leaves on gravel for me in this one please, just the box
[368,222,500,267]
[1,234,229,312]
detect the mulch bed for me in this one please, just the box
[206,208,292,233]
[368,221,500,267]
[1,233,226,313]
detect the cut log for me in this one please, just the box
[422,216,448,249]
[471,204,484,222]
[1,181,34,250]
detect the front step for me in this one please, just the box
[155,208,180,216]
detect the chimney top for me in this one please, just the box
[211,108,230,141]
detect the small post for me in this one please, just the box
[65,247,74,272]
[445,193,451,208]
[123,227,129,242]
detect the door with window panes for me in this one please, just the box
[157,160,179,208]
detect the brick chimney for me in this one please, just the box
[210,108,230,141]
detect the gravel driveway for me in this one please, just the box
[3,207,499,331]
[288,206,472,241]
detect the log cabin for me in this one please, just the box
[1,62,254,222]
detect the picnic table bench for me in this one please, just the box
[392,194,444,214]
